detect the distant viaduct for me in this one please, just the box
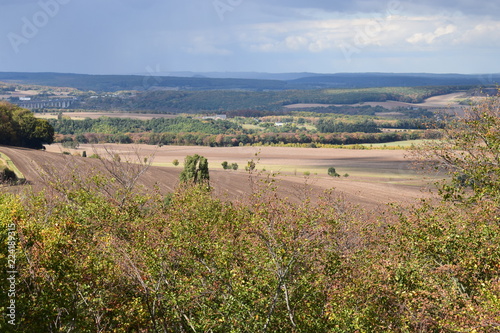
[16,99,74,109]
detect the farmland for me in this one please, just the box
[40,143,436,208]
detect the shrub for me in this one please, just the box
[245,160,256,172]
[0,167,17,183]
[61,140,79,149]
[172,159,179,166]
[328,167,340,177]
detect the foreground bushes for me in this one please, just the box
[0,177,342,332]
[0,171,498,332]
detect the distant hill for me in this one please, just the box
[0,72,498,92]
[157,71,321,81]
[287,73,500,89]
[0,72,287,92]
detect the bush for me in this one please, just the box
[231,163,238,170]
[0,167,17,183]
[245,160,256,172]
[328,167,340,177]
[221,161,229,169]
[61,140,79,149]
[0,173,341,332]
[172,159,179,166]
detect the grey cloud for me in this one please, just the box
[1,0,499,74]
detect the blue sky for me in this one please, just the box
[1,0,499,75]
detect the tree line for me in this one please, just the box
[316,118,381,133]
[64,130,431,147]
[49,117,241,135]
[53,115,435,147]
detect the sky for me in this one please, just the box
[0,0,499,75]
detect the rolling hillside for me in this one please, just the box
[0,145,432,209]
[0,72,498,92]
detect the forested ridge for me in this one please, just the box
[72,86,458,112]
[0,71,495,92]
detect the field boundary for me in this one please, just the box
[0,152,25,180]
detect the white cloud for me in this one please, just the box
[231,12,500,56]
[185,36,233,55]
[407,24,457,44]
[285,35,309,50]
[454,21,500,46]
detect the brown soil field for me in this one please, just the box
[36,144,439,209]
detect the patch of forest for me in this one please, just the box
[51,113,438,147]
[71,86,458,113]
[0,102,54,149]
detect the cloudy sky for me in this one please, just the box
[1,0,499,75]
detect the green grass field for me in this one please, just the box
[357,139,435,149]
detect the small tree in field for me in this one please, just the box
[245,160,256,172]
[172,159,179,166]
[231,163,238,170]
[180,154,209,184]
[328,167,340,177]
[221,161,229,170]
